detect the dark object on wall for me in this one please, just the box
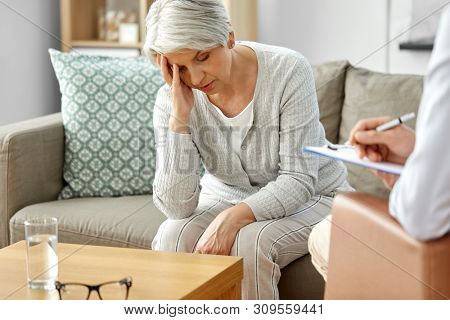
[399,38,434,51]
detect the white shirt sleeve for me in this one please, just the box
[389,6,450,241]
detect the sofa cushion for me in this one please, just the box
[279,254,325,299]
[49,49,164,199]
[339,67,423,197]
[312,61,350,143]
[10,195,166,249]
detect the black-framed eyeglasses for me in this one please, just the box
[55,277,132,300]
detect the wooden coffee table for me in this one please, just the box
[0,241,243,300]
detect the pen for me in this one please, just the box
[326,141,354,151]
[376,112,416,132]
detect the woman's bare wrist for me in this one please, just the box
[223,203,256,229]
[169,115,190,134]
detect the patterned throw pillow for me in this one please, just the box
[49,49,165,199]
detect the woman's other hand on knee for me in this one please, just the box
[194,203,255,255]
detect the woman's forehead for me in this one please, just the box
[164,49,199,60]
[164,49,199,64]
[163,45,218,65]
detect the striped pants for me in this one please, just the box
[152,194,334,300]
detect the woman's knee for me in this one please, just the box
[232,223,276,262]
[152,218,201,253]
[153,198,226,252]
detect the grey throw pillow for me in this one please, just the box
[313,61,350,143]
[49,49,165,199]
[339,66,423,198]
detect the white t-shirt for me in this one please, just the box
[389,6,450,241]
[211,101,254,156]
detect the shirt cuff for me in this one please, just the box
[242,189,285,221]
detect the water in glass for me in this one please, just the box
[26,234,58,290]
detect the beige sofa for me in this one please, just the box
[0,61,423,299]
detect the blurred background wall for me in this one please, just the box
[258,0,447,74]
[0,0,447,126]
[0,0,61,126]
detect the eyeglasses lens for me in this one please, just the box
[60,284,90,300]
[99,282,128,300]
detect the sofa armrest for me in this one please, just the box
[325,192,450,299]
[0,113,64,248]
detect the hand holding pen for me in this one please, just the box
[348,113,416,165]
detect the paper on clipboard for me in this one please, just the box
[303,146,404,175]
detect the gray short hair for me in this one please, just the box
[143,0,231,63]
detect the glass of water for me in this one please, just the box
[24,217,58,290]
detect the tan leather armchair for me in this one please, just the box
[325,193,449,299]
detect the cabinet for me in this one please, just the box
[60,0,153,53]
[60,0,256,55]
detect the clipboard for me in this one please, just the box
[303,146,403,175]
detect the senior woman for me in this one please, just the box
[144,0,351,300]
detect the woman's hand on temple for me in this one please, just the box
[157,54,194,133]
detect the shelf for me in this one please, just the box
[71,40,143,49]
[60,0,153,52]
